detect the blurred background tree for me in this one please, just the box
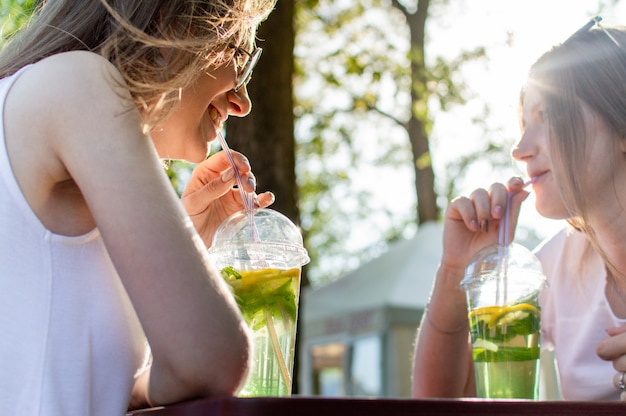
[294,0,508,283]
[0,0,37,46]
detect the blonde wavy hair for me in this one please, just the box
[0,0,276,131]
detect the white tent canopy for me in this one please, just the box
[299,222,444,397]
[302,221,443,339]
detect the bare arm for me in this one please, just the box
[27,52,251,405]
[412,179,530,398]
[412,264,475,397]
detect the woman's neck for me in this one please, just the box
[588,199,626,275]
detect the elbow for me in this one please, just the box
[193,321,253,397]
[205,322,253,396]
[150,322,253,404]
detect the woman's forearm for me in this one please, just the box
[412,265,475,398]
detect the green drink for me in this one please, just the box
[221,266,301,396]
[209,208,310,397]
[461,244,546,400]
[469,302,541,399]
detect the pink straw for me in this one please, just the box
[216,129,259,241]
[498,178,535,248]
[497,177,535,305]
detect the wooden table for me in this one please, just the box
[129,396,626,416]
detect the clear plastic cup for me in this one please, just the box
[460,243,547,400]
[208,208,310,397]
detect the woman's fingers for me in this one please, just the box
[598,326,626,400]
[255,191,275,208]
[598,327,626,361]
[468,188,493,232]
[447,183,507,232]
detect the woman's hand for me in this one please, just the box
[597,325,626,400]
[181,150,275,247]
[413,177,528,399]
[440,177,530,280]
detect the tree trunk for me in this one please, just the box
[394,0,439,224]
[225,0,307,394]
[227,2,298,229]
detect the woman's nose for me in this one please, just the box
[227,86,252,117]
[511,130,535,162]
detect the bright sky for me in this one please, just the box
[422,0,625,246]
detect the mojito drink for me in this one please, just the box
[469,301,541,399]
[221,266,301,397]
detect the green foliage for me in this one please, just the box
[0,0,37,46]
[165,160,195,197]
[295,0,489,284]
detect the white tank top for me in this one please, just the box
[0,66,147,415]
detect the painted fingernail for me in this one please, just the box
[470,219,478,231]
[247,175,257,190]
[221,168,234,182]
[241,156,251,169]
[493,205,502,218]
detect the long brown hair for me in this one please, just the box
[523,25,626,275]
[0,0,275,131]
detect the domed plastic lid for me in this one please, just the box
[460,243,547,306]
[208,208,310,270]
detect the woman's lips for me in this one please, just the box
[527,171,547,185]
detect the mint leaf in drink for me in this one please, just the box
[221,266,242,281]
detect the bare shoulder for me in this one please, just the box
[4,51,144,234]
[26,50,124,91]
[17,51,133,118]
[9,50,143,161]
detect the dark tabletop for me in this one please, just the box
[128,396,626,416]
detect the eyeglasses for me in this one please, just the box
[566,16,620,47]
[233,46,263,92]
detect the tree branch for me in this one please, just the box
[390,0,410,19]
[366,104,408,130]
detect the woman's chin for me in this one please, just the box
[535,202,569,220]
[186,151,210,164]
[184,138,213,163]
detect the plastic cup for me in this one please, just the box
[208,208,310,397]
[460,243,547,400]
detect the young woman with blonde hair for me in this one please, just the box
[0,0,276,413]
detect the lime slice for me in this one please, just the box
[473,338,499,352]
[488,303,539,328]
[238,268,300,287]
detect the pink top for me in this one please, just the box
[537,226,626,401]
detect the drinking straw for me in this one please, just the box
[499,178,535,247]
[216,130,249,210]
[216,129,259,241]
[497,192,513,305]
[264,307,291,389]
[497,178,536,305]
